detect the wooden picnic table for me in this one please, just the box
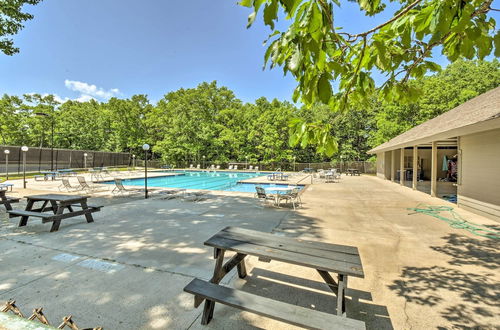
[8,194,102,232]
[0,189,19,211]
[184,226,365,329]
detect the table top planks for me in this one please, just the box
[205,227,364,278]
[24,194,90,202]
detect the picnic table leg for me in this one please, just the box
[1,192,12,211]
[237,258,247,278]
[337,274,347,316]
[19,200,35,227]
[50,203,66,232]
[201,248,225,325]
[79,200,94,223]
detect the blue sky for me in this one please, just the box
[0,0,498,104]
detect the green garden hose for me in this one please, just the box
[407,204,500,240]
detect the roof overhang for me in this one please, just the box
[369,116,500,154]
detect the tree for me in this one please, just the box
[370,59,500,147]
[240,0,499,154]
[0,0,43,55]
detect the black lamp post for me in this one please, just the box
[34,112,55,171]
[142,144,150,199]
[4,149,10,180]
[21,146,28,188]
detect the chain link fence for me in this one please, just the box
[154,160,376,173]
[0,146,131,174]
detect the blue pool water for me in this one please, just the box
[104,171,302,193]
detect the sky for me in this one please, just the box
[1,0,498,105]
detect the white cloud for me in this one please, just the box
[64,79,120,100]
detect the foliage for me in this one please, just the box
[0,60,498,165]
[239,0,499,152]
[0,0,42,55]
[370,59,500,147]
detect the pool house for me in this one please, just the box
[369,86,500,221]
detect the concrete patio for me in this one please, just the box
[0,174,498,329]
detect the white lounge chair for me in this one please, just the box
[234,165,238,170]
[228,165,233,170]
[249,165,253,170]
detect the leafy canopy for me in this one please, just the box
[241,0,499,108]
[0,0,42,55]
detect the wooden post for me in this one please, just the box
[390,150,395,182]
[400,148,405,185]
[431,141,437,197]
[412,146,418,190]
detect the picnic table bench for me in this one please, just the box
[0,189,19,211]
[184,226,365,329]
[8,194,102,232]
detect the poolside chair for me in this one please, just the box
[59,178,82,192]
[234,165,238,170]
[196,164,201,169]
[77,176,105,193]
[182,191,210,202]
[112,178,143,195]
[255,186,276,206]
[216,165,220,170]
[249,165,253,170]
[228,165,233,170]
[280,187,302,210]
[255,166,259,171]
[189,164,194,169]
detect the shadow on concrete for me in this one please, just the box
[238,268,393,330]
[388,234,499,329]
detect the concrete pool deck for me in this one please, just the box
[0,174,498,329]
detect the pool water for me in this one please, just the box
[104,171,302,193]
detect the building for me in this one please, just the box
[369,86,500,221]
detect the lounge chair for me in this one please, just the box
[234,165,238,170]
[216,165,220,170]
[189,164,194,169]
[182,190,209,202]
[255,166,259,171]
[59,178,82,192]
[196,164,201,169]
[249,165,253,170]
[112,178,142,195]
[255,186,276,206]
[228,165,233,170]
[280,187,302,210]
[77,176,105,193]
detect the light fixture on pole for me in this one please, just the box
[4,150,10,180]
[245,156,248,169]
[83,153,88,169]
[132,154,136,168]
[21,146,28,188]
[142,144,150,199]
[202,155,205,169]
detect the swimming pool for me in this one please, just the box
[104,171,302,193]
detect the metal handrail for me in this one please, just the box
[296,174,313,185]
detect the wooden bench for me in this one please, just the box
[185,279,365,330]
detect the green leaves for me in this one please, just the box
[238,0,498,109]
[289,118,338,157]
[317,74,332,104]
[0,0,43,55]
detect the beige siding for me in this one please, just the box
[376,153,385,179]
[458,128,500,220]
